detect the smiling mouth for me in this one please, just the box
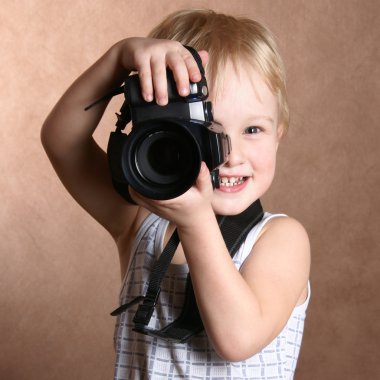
[219,176,246,187]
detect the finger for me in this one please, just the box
[150,54,169,105]
[198,50,209,67]
[183,52,202,83]
[195,162,212,192]
[166,51,191,97]
[128,186,141,205]
[128,187,157,210]
[137,65,154,102]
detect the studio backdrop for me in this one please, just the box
[1,1,379,379]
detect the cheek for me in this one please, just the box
[249,144,278,174]
[252,147,277,196]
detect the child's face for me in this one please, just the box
[210,62,282,215]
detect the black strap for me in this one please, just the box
[184,45,205,75]
[111,200,264,343]
[110,230,179,318]
[132,230,180,324]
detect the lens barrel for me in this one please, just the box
[121,120,202,200]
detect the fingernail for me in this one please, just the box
[157,97,168,106]
[144,93,153,102]
[179,87,189,96]
[191,73,201,82]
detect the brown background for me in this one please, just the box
[1,0,379,379]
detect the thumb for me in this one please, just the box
[195,162,211,192]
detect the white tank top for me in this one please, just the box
[113,212,310,380]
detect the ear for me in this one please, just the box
[277,123,285,141]
[275,123,285,151]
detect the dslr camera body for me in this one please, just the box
[107,68,231,201]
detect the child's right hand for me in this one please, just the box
[114,37,208,106]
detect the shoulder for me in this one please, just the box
[241,214,310,306]
[255,215,310,270]
[258,214,309,247]
[246,213,310,259]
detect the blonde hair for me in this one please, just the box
[148,9,289,134]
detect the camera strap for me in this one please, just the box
[111,199,264,343]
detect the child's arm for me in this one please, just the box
[41,38,206,243]
[179,208,310,361]
[132,166,310,362]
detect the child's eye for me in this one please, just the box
[244,126,261,134]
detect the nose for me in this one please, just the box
[225,136,245,167]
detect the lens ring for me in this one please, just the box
[122,120,202,199]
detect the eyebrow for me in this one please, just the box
[255,116,275,125]
[213,116,275,126]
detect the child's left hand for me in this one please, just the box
[128,162,215,228]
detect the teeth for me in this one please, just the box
[220,176,245,187]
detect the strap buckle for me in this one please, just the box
[133,288,161,325]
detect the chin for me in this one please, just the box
[212,196,255,216]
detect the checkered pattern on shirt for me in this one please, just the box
[113,213,310,380]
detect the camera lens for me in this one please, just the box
[148,137,182,176]
[136,130,196,185]
[122,120,201,199]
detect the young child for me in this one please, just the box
[41,8,310,380]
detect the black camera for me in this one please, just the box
[107,68,231,201]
